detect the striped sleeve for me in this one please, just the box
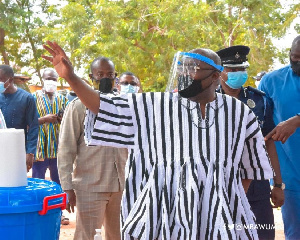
[84,93,135,148]
[240,110,273,180]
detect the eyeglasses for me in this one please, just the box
[177,63,215,74]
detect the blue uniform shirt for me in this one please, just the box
[238,86,275,137]
[259,65,300,192]
[0,88,39,155]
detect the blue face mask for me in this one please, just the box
[0,80,9,94]
[120,84,139,93]
[226,71,248,89]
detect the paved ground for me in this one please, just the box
[28,169,285,240]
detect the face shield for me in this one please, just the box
[166,52,224,96]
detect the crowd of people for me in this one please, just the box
[0,35,299,240]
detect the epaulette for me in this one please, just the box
[245,86,266,96]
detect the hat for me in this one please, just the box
[216,45,250,68]
[253,71,267,80]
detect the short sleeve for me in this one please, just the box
[240,110,274,180]
[261,96,275,136]
[84,93,135,149]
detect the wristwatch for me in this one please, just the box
[274,183,285,190]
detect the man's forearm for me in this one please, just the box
[57,150,76,190]
[64,72,100,114]
[266,139,282,184]
[291,114,300,128]
[26,125,39,154]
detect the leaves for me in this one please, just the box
[0,0,299,90]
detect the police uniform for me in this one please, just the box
[216,45,276,240]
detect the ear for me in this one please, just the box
[6,77,14,87]
[89,73,93,81]
[211,71,220,81]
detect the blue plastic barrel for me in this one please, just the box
[0,178,67,240]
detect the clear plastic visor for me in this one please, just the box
[166,51,223,92]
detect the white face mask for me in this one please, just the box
[43,80,57,93]
[120,84,139,93]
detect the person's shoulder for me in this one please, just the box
[17,88,30,94]
[217,91,236,102]
[17,88,35,99]
[67,97,85,110]
[219,92,252,110]
[71,97,85,108]
[245,86,265,96]
[263,65,290,80]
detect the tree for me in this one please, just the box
[0,0,59,82]
[1,0,299,90]
[50,0,299,91]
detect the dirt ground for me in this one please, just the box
[59,208,285,240]
[27,170,286,240]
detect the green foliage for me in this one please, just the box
[1,0,299,90]
[0,0,59,83]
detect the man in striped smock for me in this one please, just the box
[43,41,273,239]
[32,68,68,185]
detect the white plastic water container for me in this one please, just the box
[94,229,102,240]
[0,129,27,187]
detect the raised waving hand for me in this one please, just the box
[42,41,100,114]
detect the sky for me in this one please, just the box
[271,0,300,69]
[272,17,299,70]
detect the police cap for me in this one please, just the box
[216,45,250,68]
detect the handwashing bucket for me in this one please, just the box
[0,178,67,240]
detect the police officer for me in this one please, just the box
[216,45,285,240]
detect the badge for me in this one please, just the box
[247,99,256,108]
[235,52,240,59]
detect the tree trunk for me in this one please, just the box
[0,28,10,65]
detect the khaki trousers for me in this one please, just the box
[74,190,123,240]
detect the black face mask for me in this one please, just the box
[290,58,300,76]
[178,71,216,98]
[98,78,113,93]
[179,80,203,98]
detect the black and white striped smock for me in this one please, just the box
[84,92,273,240]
